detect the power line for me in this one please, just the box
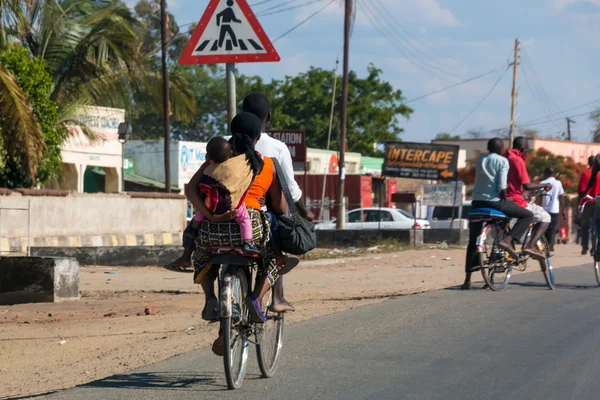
[405,68,504,104]
[449,67,510,134]
[518,99,600,126]
[370,0,456,62]
[519,110,593,128]
[250,0,280,6]
[258,0,325,17]
[521,59,562,129]
[368,0,461,81]
[256,0,311,15]
[521,48,565,118]
[272,0,336,42]
[358,0,454,83]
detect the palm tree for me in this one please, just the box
[0,0,196,185]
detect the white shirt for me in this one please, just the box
[255,133,302,203]
[224,133,302,203]
[540,177,564,214]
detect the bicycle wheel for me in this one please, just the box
[479,223,513,291]
[594,260,600,286]
[222,267,249,390]
[539,237,555,290]
[256,288,284,378]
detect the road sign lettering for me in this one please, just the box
[179,0,280,65]
[267,130,306,163]
[382,142,459,181]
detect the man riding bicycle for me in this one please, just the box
[462,137,534,290]
[506,136,552,262]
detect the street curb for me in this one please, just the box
[1,232,183,254]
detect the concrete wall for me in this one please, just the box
[0,192,186,239]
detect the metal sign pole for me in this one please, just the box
[226,63,236,124]
[449,180,460,230]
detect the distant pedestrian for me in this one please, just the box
[577,156,600,255]
[540,167,566,252]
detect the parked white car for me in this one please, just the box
[315,207,431,230]
[427,201,472,230]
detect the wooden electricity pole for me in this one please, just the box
[509,38,519,145]
[336,0,352,230]
[160,0,171,192]
[566,117,576,141]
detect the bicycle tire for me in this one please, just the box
[479,223,512,291]
[256,290,284,378]
[222,267,249,390]
[540,237,555,290]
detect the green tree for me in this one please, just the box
[243,63,412,156]
[0,44,63,188]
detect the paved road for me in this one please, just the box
[46,264,600,400]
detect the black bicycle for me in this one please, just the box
[211,248,284,390]
[468,189,555,291]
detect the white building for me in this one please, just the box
[47,106,125,193]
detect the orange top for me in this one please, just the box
[245,156,274,210]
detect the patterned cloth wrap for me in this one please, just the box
[192,208,280,286]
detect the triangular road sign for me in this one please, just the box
[179,0,280,65]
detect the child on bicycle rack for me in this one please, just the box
[185,136,260,256]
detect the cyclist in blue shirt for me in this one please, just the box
[462,138,534,290]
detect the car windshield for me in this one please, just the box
[397,209,415,219]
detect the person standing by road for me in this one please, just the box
[578,156,600,255]
[540,167,566,252]
[462,137,534,290]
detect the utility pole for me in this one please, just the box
[336,0,352,230]
[566,117,576,141]
[160,0,171,192]
[509,38,519,146]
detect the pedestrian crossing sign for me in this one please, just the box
[179,0,280,65]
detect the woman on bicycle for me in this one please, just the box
[186,112,287,354]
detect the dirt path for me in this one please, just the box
[0,244,586,398]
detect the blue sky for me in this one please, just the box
[145,0,600,143]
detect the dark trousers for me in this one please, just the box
[545,213,560,246]
[465,199,534,274]
[581,203,595,250]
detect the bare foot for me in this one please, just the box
[271,299,295,313]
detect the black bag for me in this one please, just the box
[272,159,317,255]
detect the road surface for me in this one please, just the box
[46,264,600,400]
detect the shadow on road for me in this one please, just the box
[82,371,226,392]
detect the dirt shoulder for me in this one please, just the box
[0,244,585,398]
